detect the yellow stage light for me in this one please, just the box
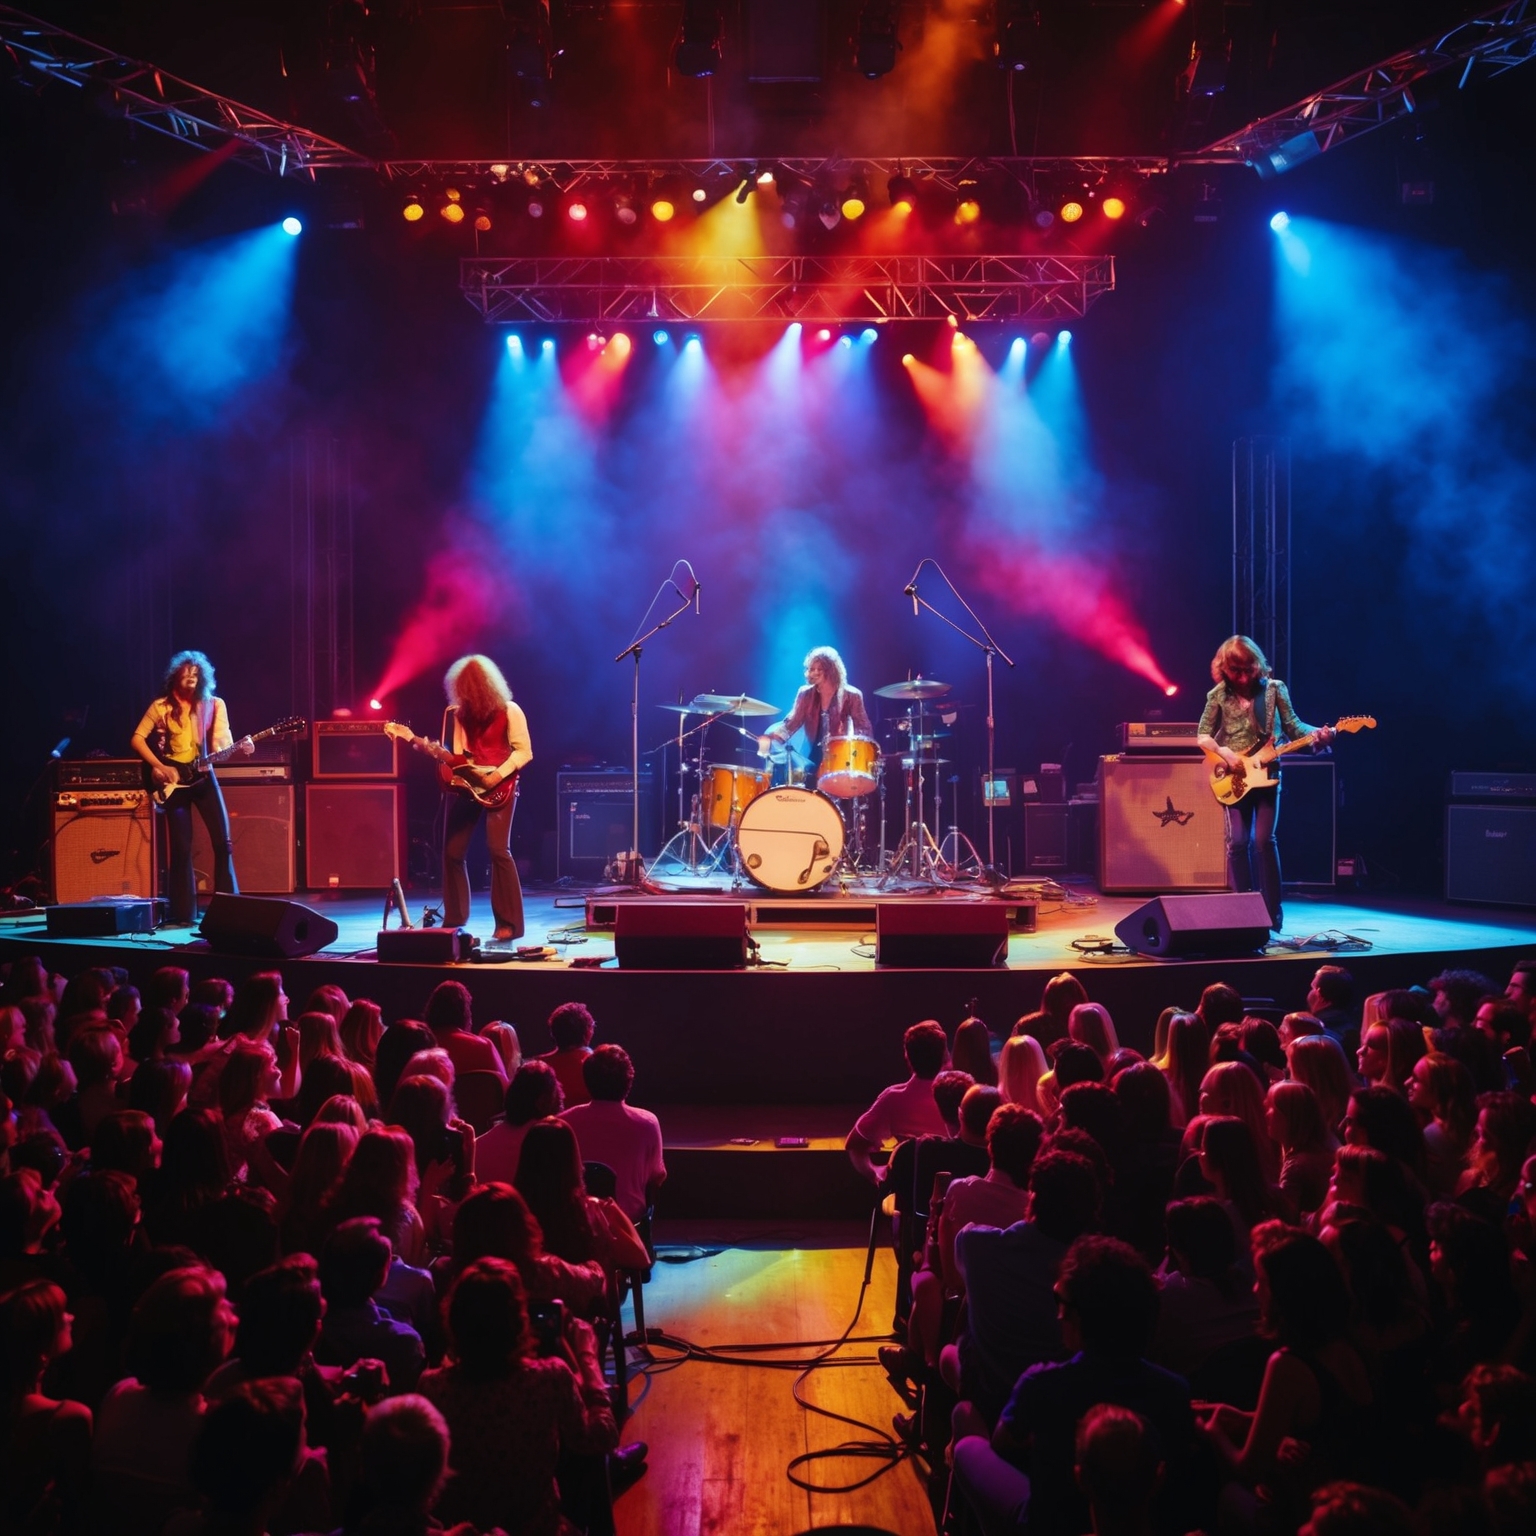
[402,197,425,222]
[1103,196,1127,220]
[841,195,866,220]
[651,198,676,222]
[441,202,465,224]
[1060,201,1084,223]
[955,198,981,224]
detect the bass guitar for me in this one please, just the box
[143,717,307,805]
[1204,716,1376,806]
[383,722,518,811]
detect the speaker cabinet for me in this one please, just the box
[556,771,657,880]
[312,720,398,779]
[1023,805,1069,873]
[1277,759,1336,888]
[1114,892,1274,958]
[376,928,476,963]
[614,902,749,969]
[876,902,1010,968]
[192,784,295,895]
[199,893,340,958]
[1098,757,1228,893]
[1446,804,1536,907]
[305,783,401,890]
[52,793,156,904]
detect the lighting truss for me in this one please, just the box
[1194,0,1536,170]
[459,254,1115,325]
[0,5,373,176]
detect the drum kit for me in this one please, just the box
[650,677,984,895]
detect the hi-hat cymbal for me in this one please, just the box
[658,701,716,715]
[690,692,779,716]
[875,677,952,700]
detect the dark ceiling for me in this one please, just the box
[15,0,1490,163]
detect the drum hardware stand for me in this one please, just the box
[614,560,699,892]
[651,711,716,876]
[903,558,1015,886]
[878,693,948,888]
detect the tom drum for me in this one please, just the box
[705,763,771,829]
[818,733,878,798]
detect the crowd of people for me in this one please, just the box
[0,961,665,1536]
[852,958,1536,1536]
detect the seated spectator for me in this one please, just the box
[1266,1079,1337,1215]
[1298,1480,1415,1536]
[1505,958,1536,1022]
[1358,1019,1426,1098]
[89,1265,238,1534]
[953,1014,998,1086]
[0,1279,93,1536]
[1288,1033,1356,1138]
[295,1010,345,1072]
[1038,972,1090,1047]
[1345,1085,1428,1187]
[1111,1063,1182,1262]
[515,1119,649,1274]
[1159,1013,1210,1131]
[561,1043,666,1223]
[538,1002,597,1108]
[1457,1091,1536,1225]
[316,1217,425,1392]
[845,1020,950,1185]
[476,1060,563,1186]
[1308,965,1360,1055]
[1150,1197,1260,1379]
[481,1020,522,1079]
[1279,1011,1326,1049]
[1408,1054,1478,1196]
[1194,1060,1277,1182]
[127,1007,180,1070]
[325,1127,429,1267]
[1239,1018,1288,1084]
[143,967,191,1021]
[170,1003,221,1059]
[944,1148,1102,1424]
[370,1021,434,1124]
[105,985,140,1038]
[1075,1404,1165,1536]
[279,1121,360,1259]
[338,998,384,1072]
[1427,1203,1521,1387]
[139,1109,233,1251]
[186,1377,311,1536]
[1198,1115,1294,1256]
[339,1394,453,1536]
[304,984,350,1026]
[398,1047,455,1095]
[423,980,505,1083]
[951,1235,1195,1536]
[89,1109,162,1186]
[1198,982,1246,1033]
[449,1181,607,1317]
[186,976,232,1018]
[205,1254,327,1411]
[417,1257,619,1534]
[58,1028,125,1149]
[216,1039,286,1187]
[127,1056,193,1137]
[1069,1003,1120,1068]
[1430,969,1500,1032]
[387,1073,474,1203]
[999,1035,1049,1114]
[1037,1041,1104,1120]
[0,1169,62,1295]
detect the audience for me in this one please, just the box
[538,1002,597,1109]
[559,1043,665,1223]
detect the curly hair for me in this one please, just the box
[444,655,512,734]
[163,650,216,704]
[803,645,847,692]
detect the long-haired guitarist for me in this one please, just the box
[1196,635,1333,933]
[130,651,253,925]
[441,654,533,943]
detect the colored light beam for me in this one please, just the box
[567,331,635,424]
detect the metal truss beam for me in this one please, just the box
[459,254,1114,325]
[0,5,372,176]
[390,156,1172,191]
[1196,0,1536,171]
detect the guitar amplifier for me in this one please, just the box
[56,759,143,789]
[52,791,157,903]
[556,769,657,880]
[192,784,296,894]
[312,720,399,779]
[1098,756,1228,893]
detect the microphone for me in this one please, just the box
[904,584,918,616]
[694,579,701,616]
[48,737,70,759]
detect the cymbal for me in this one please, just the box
[875,677,952,700]
[895,726,952,741]
[899,756,951,768]
[658,701,715,715]
[690,692,779,717]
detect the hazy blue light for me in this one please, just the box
[861,329,878,344]
[506,334,523,353]
[839,335,852,348]
[653,330,669,346]
[1269,211,1290,232]
[281,216,302,236]
[1057,330,1073,346]
[684,335,701,350]
[541,338,555,353]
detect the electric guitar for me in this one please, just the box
[1204,716,1376,806]
[383,722,519,810]
[143,717,307,805]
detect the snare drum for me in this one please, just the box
[817,733,879,798]
[735,788,845,893]
[704,763,771,829]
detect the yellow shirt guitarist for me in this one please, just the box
[440,655,533,943]
[1196,636,1333,934]
[130,651,253,926]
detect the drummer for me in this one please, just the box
[757,646,872,786]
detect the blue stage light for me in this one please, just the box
[1270,211,1291,232]
[1057,330,1072,345]
[839,335,853,348]
[653,330,669,346]
[506,334,523,353]
[861,329,878,344]
[541,338,555,352]
[281,216,302,236]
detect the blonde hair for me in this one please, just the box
[444,655,512,731]
[1210,634,1270,686]
[1068,1003,1119,1066]
[999,1034,1048,1114]
[803,646,847,693]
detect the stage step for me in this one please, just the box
[647,1103,875,1220]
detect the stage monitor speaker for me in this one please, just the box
[192,784,295,895]
[46,899,155,937]
[1277,759,1336,888]
[876,902,1009,968]
[305,783,401,890]
[556,771,657,880]
[52,792,156,904]
[376,927,476,963]
[1098,756,1228,893]
[312,720,397,779]
[1446,804,1536,908]
[1023,805,1069,873]
[614,902,749,969]
[199,893,340,958]
[1114,892,1273,958]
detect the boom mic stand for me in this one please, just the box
[614,561,700,891]
[903,558,1015,885]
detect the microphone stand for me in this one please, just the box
[614,563,699,890]
[905,559,1016,885]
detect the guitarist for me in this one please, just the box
[441,654,533,943]
[130,651,253,926]
[1195,635,1333,932]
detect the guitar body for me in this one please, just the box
[384,723,517,810]
[142,753,205,805]
[1205,716,1377,806]
[143,718,306,806]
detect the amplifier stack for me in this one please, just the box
[52,765,156,903]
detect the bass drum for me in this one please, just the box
[735,787,844,894]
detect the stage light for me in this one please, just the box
[955,197,981,225]
[1010,337,1026,356]
[1032,203,1055,229]
[587,332,600,346]
[567,200,588,222]
[489,163,511,182]
[995,1,1040,71]
[441,201,465,225]
[839,335,852,348]
[855,1,900,78]
[947,315,959,328]
[402,195,425,222]
[901,353,915,366]
[756,168,775,187]
[861,328,878,343]
[610,333,632,355]
[1270,210,1290,231]
[1057,330,1072,345]
[887,171,916,211]
[614,194,638,226]
[368,698,382,711]
[473,206,492,232]
[675,1,723,76]
[691,185,707,203]
[1102,196,1126,220]
[654,330,669,345]
[541,338,554,352]
[527,195,546,218]
[651,198,676,222]
[281,216,302,236]
[817,199,841,230]
[1060,200,1084,223]
[683,334,701,349]
[816,328,831,341]
[507,334,523,353]
[840,176,869,221]
[1164,684,1179,697]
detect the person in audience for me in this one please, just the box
[1037,973,1090,1048]
[340,1393,453,1536]
[423,980,506,1082]
[448,1181,607,1317]
[845,1019,950,1185]
[1158,1013,1209,1132]
[316,1217,425,1392]
[1074,1403,1165,1536]
[325,1127,430,1267]
[371,1021,435,1119]
[538,1002,597,1108]
[1344,1086,1429,1187]
[475,1060,563,1186]
[1308,966,1361,1055]
[953,1015,998,1086]
[387,1074,474,1204]
[1429,970,1500,1032]
[1037,1041,1104,1121]
[999,1034,1049,1115]
[295,1010,345,1073]
[304,983,350,1027]
[1288,1033,1356,1137]
[1069,1004,1120,1068]
[1458,1091,1536,1224]
[60,1028,125,1149]
[1357,1018,1427,1098]
[338,998,384,1072]
[186,1376,311,1536]
[417,1256,621,1534]
[1150,1197,1261,1380]
[1279,1011,1325,1049]
[279,1121,360,1259]
[1199,982,1246,1034]
[1266,1079,1337,1215]
[1407,1054,1479,1196]
[1195,1061,1278,1182]
[481,1021,522,1080]
[560,1044,665,1224]
[513,1118,649,1274]
[1199,1115,1295,1256]
[1504,958,1536,1022]
[216,1039,286,1187]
